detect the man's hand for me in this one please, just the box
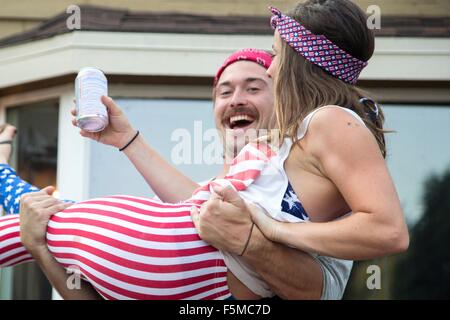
[20,186,73,254]
[192,186,324,299]
[19,187,102,300]
[72,96,137,149]
[190,185,254,255]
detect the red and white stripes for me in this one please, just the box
[0,214,33,267]
[0,142,274,300]
[187,142,273,205]
[1,196,229,299]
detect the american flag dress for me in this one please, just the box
[0,141,274,300]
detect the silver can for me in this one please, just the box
[75,67,109,132]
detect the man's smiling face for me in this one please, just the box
[213,60,274,156]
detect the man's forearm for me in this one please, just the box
[31,246,102,300]
[243,227,323,299]
[123,135,199,203]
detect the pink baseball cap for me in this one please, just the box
[214,48,273,86]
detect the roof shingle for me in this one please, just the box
[0,5,448,48]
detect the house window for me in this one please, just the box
[344,104,450,299]
[2,99,59,299]
[88,98,221,198]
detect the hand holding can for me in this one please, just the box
[72,93,137,149]
[75,67,109,132]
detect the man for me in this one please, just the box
[14,48,352,299]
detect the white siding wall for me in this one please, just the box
[57,89,91,202]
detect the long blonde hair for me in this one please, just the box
[274,0,387,157]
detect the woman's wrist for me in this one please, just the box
[115,128,137,149]
[121,132,145,156]
[119,130,140,152]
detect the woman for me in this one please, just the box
[242,3,410,260]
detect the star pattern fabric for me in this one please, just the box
[0,164,40,214]
[0,164,74,215]
[281,181,309,220]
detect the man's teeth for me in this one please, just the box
[229,115,254,125]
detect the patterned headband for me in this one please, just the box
[269,6,368,85]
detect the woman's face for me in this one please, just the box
[266,31,282,80]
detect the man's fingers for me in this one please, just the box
[211,184,244,206]
[21,189,53,202]
[208,190,223,202]
[20,195,57,212]
[190,206,200,229]
[45,202,73,216]
[20,186,58,207]
[38,197,64,209]
[21,194,52,203]
[42,185,56,196]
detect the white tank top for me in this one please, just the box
[220,106,366,297]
